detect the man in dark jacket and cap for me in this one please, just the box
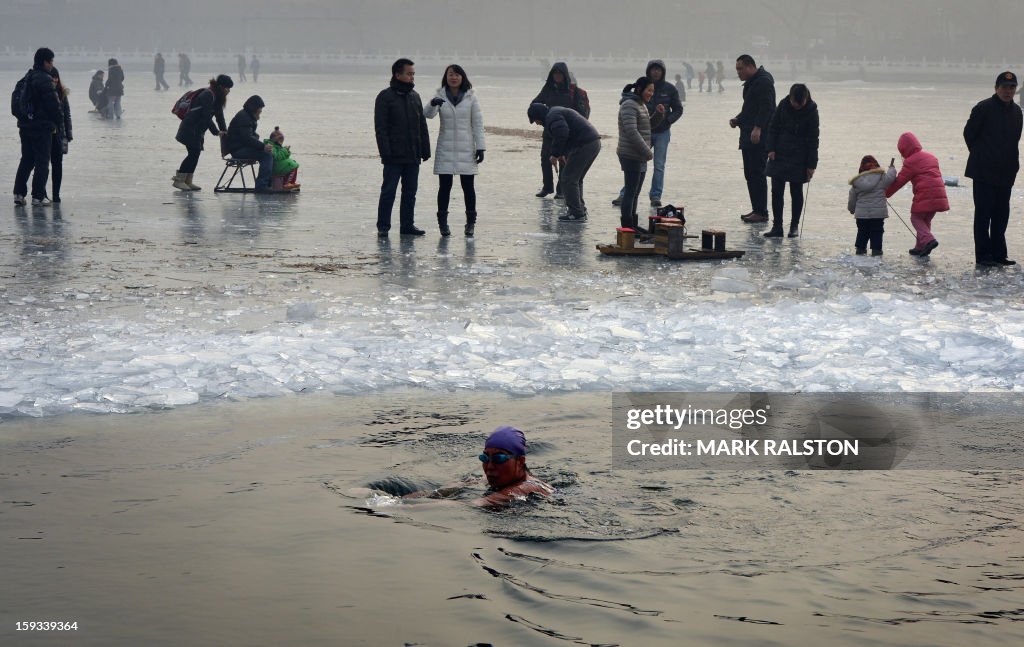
[528,103,601,222]
[530,62,589,198]
[104,57,125,119]
[227,94,273,192]
[374,58,430,237]
[13,47,63,207]
[964,71,1024,267]
[613,60,682,208]
[730,54,776,223]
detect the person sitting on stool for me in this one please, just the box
[226,95,273,192]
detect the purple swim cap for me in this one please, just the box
[484,426,527,456]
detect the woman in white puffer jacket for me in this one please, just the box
[424,64,486,236]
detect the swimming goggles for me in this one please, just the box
[479,453,515,465]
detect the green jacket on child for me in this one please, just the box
[263,139,299,175]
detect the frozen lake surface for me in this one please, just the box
[1,71,1023,417]
[2,69,1023,646]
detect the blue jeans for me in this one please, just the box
[648,130,670,200]
[377,163,420,232]
[617,129,671,201]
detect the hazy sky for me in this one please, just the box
[2,0,1021,62]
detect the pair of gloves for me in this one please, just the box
[429,97,484,164]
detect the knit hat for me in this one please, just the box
[527,102,549,124]
[215,74,234,88]
[484,426,527,456]
[859,155,880,173]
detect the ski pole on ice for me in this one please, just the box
[886,200,917,237]
[799,180,810,237]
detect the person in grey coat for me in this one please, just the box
[616,76,664,230]
[847,155,897,256]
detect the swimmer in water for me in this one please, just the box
[403,425,553,508]
[475,425,553,508]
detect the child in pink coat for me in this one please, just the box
[885,132,950,256]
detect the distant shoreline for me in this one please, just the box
[1,50,1020,83]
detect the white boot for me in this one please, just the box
[172,172,192,191]
[185,173,202,191]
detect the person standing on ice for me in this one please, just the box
[13,48,62,207]
[885,132,949,257]
[104,58,125,120]
[528,102,601,222]
[763,83,818,238]
[424,64,485,238]
[963,71,1023,267]
[154,53,169,91]
[173,74,232,191]
[529,62,590,198]
[374,58,431,237]
[178,53,193,87]
[616,77,663,231]
[682,61,695,89]
[730,54,776,224]
[612,60,681,209]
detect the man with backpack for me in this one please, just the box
[530,62,590,198]
[13,47,62,207]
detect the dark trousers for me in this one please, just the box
[619,156,646,229]
[179,144,202,174]
[231,147,274,189]
[14,128,53,200]
[855,218,885,251]
[50,135,63,199]
[742,144,768,215]
[540,137,563,193]
[972,181,1013,262]
[437,174,476,213]
[770,177,804,228]
[561,139,601,217]
[155,72,169,90]
[378,163,420,232]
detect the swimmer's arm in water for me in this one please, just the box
[403,476,480,500]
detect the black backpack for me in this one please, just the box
[11,69,35,121]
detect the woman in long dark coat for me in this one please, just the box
[764,83,819,237]
[48,67,72,202]
[173,74,233,191]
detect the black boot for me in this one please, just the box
[763,216,784,237]
[437,211,451,237]
[788,217,800,238]
[465,211,477,237]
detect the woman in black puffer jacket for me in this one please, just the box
[173,74,233,191]
[764,83,819,238]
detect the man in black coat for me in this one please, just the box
[13,47,62,207]
[530,62,589,198]
[964,71,1024,267]
[227,94,273,191]
[374,58,430,237]
[730,54,776,223]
